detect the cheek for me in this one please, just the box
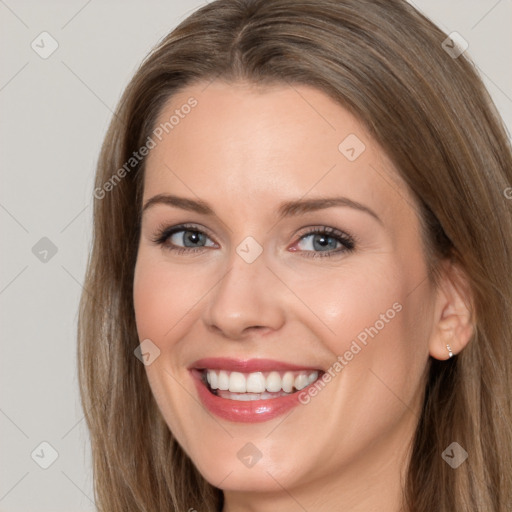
[133,253,203,342]
[132,253,203,451]
[284,254,430,403]
[133,261,171,341]
[284,258,405,354]
[313,256,432,431]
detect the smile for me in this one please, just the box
[190,358,324,422]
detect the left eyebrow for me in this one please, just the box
[276,196,383,225]
[141,193,382,225]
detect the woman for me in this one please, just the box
[78,0,512,510]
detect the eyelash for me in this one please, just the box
[150,223,356,258]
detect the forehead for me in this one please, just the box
[143,80,415,224]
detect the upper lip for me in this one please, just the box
[190,357,321,373]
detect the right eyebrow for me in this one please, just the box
[142,194,214,216]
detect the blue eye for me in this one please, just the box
[152,224,217,254]
[293,227,355,258]
[151,224,356,258]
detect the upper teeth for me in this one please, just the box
[205,369,319,393]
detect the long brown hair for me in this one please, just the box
[77,0,512,510]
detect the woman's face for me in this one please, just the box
[133,80,438,497]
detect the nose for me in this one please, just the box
[202,250,286,340]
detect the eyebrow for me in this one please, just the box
[142,193,382,225]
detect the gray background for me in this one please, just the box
[1,1,511,510]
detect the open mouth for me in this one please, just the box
[200,369,323,401]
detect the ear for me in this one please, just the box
[429,261,475,360]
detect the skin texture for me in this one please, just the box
[133,81,473,512]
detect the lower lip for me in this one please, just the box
[191,369,310,423]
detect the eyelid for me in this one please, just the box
[294,225,353,241]
[151,222,218,245]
